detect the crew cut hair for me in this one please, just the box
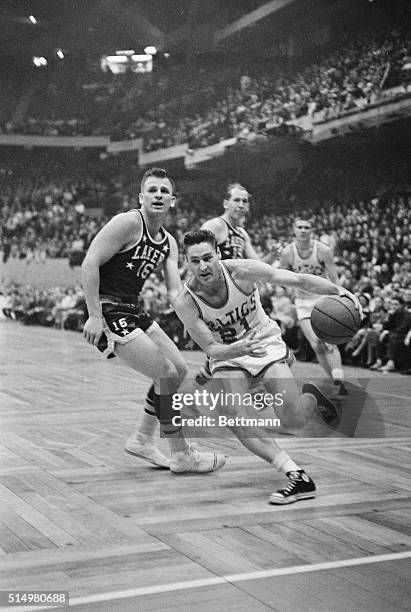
[224,183,250,200]
[140,167,175,193]
[183,229,218,254]
[294,214,312,226]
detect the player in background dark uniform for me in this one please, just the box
[196,183,279,384]
[201,183,278,262]
[81,167,225,473]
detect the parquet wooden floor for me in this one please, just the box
[0,322,410,611]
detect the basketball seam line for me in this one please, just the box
[312,307,357,334]
[327,295,360,327]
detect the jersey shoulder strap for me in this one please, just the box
[183,284,204,319]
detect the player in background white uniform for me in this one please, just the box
[280,217,348,398]
[174,230,360,504]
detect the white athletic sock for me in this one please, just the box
[332,368,344,381]
[271,450,300,475]
[137,410,158,438]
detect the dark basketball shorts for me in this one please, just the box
[97,297,160,357]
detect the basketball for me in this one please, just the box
[311,295,361,345]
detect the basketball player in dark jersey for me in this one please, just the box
[196,183,279,384]
[201,183,278,262]
[81,167,225,473]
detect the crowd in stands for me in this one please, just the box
[2,27,409,153]
[0,149,140,263]
[0,8,410,372]
[0,173,108,263]
[0,283,85,331]
[2,166,410,373]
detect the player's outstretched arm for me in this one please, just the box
[163,235,183,305]
[81,212,140,346]
[273,266,361,312]
[231,260,362,312]
[173,291,268,360]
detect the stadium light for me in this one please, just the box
[33,56,48,67]
[115,49,135,56]
[106,55,128,63]
[29,15,37,24]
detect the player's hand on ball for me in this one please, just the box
[337,288,363,319]
[83,315,104,346]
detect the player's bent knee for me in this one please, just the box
[156,360,180,383]
[217,402,238,419]
[175,361,188,382]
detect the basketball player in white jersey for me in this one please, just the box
[280,216,348,398]
[174,230,360,504]
[196,183,279,384]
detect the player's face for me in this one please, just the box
[185,242,220,283]
[224,188,249,223]
[294,221,312,241]
[139,176,175,214]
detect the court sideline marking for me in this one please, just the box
[9,550,411,611]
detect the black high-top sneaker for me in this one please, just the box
[333,379,348,399]
[303,382,339,426]
[269,470,316,505]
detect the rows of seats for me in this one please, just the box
[2,29,409,152]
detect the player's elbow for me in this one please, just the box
[167,289,180,306]
[81,252,96,273]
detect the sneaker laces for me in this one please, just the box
[187,442,200,461]
[134,433,154,444]
[280,471,301,494]
[281,481,297,495]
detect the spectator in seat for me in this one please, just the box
[373,296,411,372]
[345,294,371,367]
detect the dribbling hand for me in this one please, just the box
[338,288,364,319]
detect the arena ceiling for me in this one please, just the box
[0,0,271,59]
[0,0,399,64]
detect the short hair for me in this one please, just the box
[183,229,218,254]
[140,167,175,193]
[294,215,312,227]
[224,183,249,200]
